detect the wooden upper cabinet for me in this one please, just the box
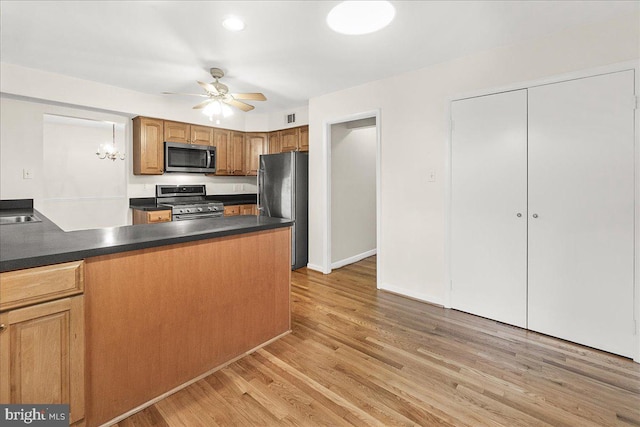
[298,125,309,152]
[268,131,281,154]
[191,125,213,146]
[164,121,190,143]
[133,117,164,175]
[230,131,245,175]
[212,129,230,175]
[280,128,299,152]
[245,133,267,176]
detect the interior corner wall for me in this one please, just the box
[307,13,640,305]
[331,122,376,265]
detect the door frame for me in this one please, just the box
[322,109,382,280]
[444,60,640,362]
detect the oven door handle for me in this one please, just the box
[173,212,223,221]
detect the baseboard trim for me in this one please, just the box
[306,263,325,273]
[331,249,377,270]
[378,282,443,307]
[98,330,292,427]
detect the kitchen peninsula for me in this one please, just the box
[0,200,293,427]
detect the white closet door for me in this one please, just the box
[451,90,528,327]
[528,71,635,358]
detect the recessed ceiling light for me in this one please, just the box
[327,1,395,35]
[222,16,245,32]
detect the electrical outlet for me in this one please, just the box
[427,171,436,182]
[22,169,33,179]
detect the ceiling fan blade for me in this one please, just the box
[230,93,266,101]
[162,91,209,97]
[192,99,215,110]
[225,99,255,112]
[198,81,219,95]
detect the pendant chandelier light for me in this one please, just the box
[96,123,125,161]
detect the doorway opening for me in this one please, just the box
[324,110,381,284]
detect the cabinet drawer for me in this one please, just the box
[146,210,172,223]
[0,261,84,311]
[224,205,240,216]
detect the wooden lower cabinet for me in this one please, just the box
[225,204,257,216]
[132,209,172,224]
[0,296,85,425]
[240,204,258,215]
[224,205,240,216]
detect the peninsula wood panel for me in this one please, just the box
[84,228,291,427]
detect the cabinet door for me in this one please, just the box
[451,90,528,328]
[268,131,281,154]
[133,117,164,175]
[230,131,245,175]
[213,129,230,175]
[298,125,309,152]
[0,297,85,424]
[244,133,267,176]
[280,128,299,152]
[528,71,635,358]
[164,121,190,143]
[191,125,213,145]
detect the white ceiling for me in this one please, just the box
[1,1,637,114]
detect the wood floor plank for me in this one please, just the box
[112,256,640,426]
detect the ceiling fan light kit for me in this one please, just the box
[327,1,395,35]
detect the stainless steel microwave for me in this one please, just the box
[164,142,216,173]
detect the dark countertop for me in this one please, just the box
[129,194,258,211]
[0,203,292,273]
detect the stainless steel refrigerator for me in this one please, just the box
[258,151,308,270]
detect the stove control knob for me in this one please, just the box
[208,207,213,211]
[197,207,203,212]
[178,209,183,214]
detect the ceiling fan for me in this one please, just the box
[163,67,266,114]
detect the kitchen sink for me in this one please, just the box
[0,214,42,224]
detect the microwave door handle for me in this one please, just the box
[206,151,211,169]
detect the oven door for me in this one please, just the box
[173,212,223,221]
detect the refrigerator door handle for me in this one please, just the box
[257,167,266,215]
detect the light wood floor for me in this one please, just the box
[115,256,640,426]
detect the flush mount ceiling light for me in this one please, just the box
[222,16,245,32]
[327,1,395,35]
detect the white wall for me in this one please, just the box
[331,121,376,266]
[308,13,640,305]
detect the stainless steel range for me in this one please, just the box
[156,185,224,221]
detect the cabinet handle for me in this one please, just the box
[0,324,6,332]
[516,213,522,218]
[532,213,539,218]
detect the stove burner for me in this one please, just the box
[156,184,224,220]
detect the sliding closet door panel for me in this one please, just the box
[451,90,528,328]
[528,70,635,358]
